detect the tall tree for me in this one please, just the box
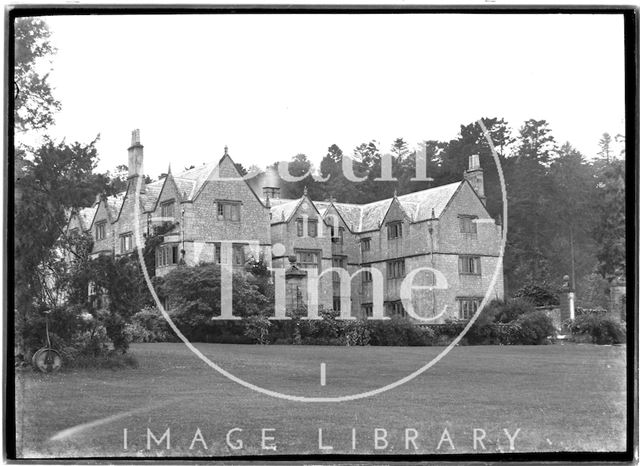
[14,17,61,134]
[548,143,598,290]
[14,138,103,353]
[592,159,626,281]
[390,138,410,161]
[597,132,613,163]
[503,120,557,292]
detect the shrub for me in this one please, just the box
[514,284,560,306]
[243,315,272,344]
[344,319,371,346]
[368,317,435,346]
[569,314,626,344]
[491,298,537,323]
[513,310,555,344]
[156,263,273,342]
[125,306,174,343]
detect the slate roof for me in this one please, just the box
[270,181,463,233]
[270,198,302,224]
[68,154,463,235]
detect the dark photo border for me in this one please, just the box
[4,4,638,463]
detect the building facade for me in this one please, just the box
[67,131,504,322]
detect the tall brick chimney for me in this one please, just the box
[464,154,485,206]
[127,129,145,193]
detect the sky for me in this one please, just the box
[32,13,626,179]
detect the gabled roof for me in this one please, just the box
[105,193,125,220]
[270,180,465,233]
[139,180,164,212]
[174,162,218,200]
[270,198,302,224]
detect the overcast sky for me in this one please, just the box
[37,13,625,179]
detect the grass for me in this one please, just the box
[15,342,627,458]
[62,352,139,370]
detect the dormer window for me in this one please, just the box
[161,200,175,219]
[387,222,403,240]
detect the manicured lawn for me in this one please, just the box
[16,343,626,457]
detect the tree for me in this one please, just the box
[503,120,557,292]
[155,263,273,342]
[14,17,61,133]
[548,143,598,290]
[14,138,103,355]
[517,119,556,164]
[592,159,625,281]
[439,118,513,219]
[390,138,410,161]
[277,153,319,199]
[597,132,613,163]
[353,140,380,167]
[65,253,151,352]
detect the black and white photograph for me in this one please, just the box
[7,5,636,462]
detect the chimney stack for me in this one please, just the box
[464,154,485,206]
[127,129,145,193]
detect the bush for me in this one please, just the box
[513,310,555,344]
[125,306,174,343]
[368,317,435,346]
[243,315,272,344]
[513,284,560,306]
[569,314,626,344]
[490,298,537,323]
[344,319,371,346]
[156,263,273,342]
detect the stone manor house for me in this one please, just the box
[66,130,504,322]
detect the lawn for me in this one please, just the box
[15,342,627,458]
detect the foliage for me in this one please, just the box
[513,285,559,306]
[344,319,372,346]
[14,17,61,133]
[155,263,273,342]
[482,298,537,323]
[513,311,555,345]
[243,315,272,344]
[367,317,435,346]
[569,314,626,345]
[14,138,105,356]
[125,306,174,343]
[592,159,625,281]
[263,117,622,307]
